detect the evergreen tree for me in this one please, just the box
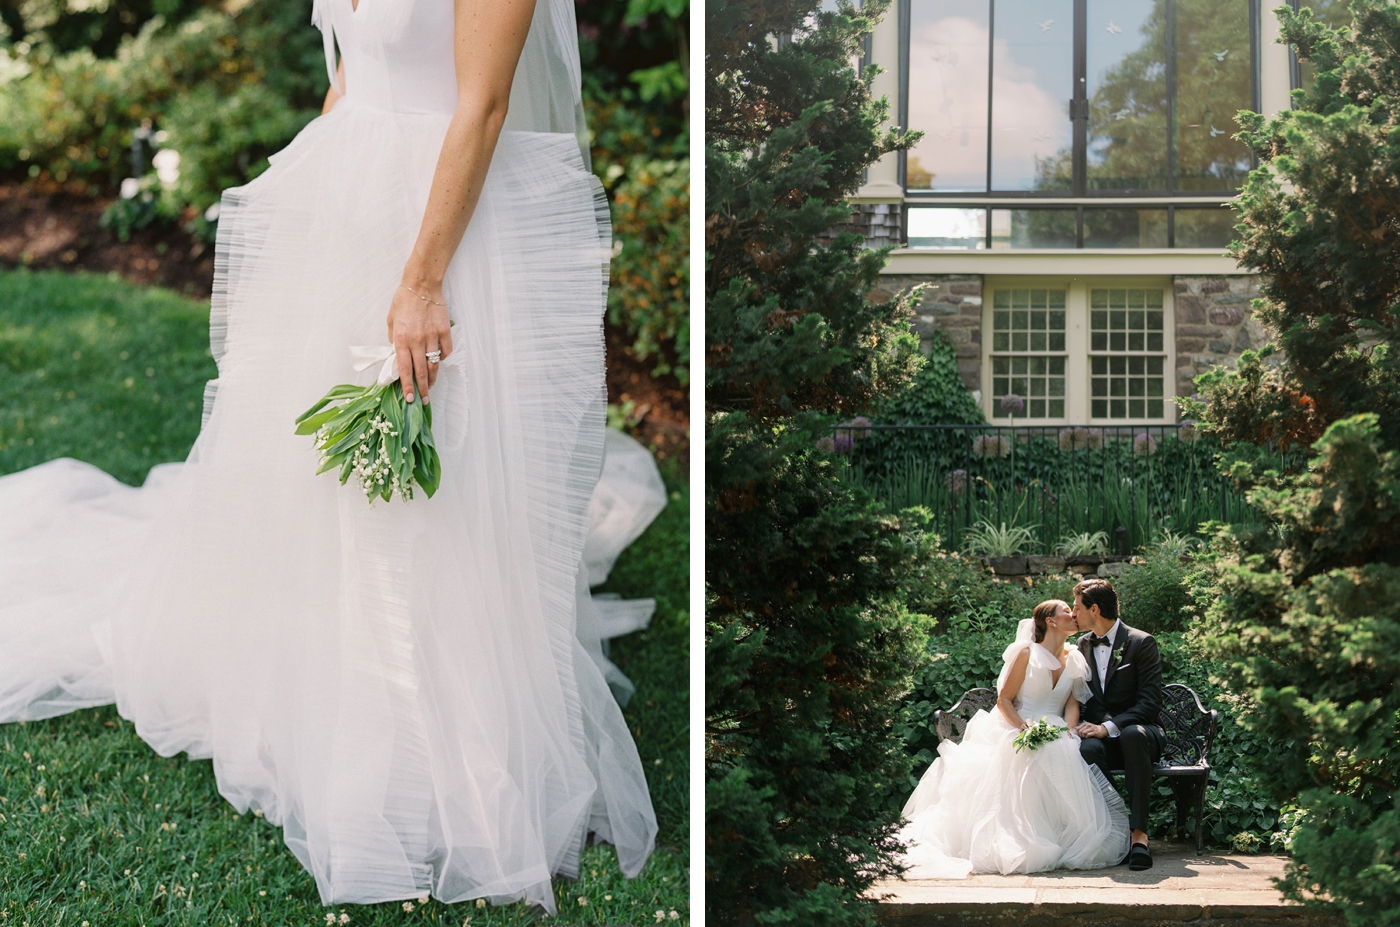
[1188,2,1400,921]
[704,1,927,923]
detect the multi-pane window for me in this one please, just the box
[903,0,1258,195]
[990,288,1067,418]
[1089,288,1167,418]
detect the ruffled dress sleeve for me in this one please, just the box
[997,641,1063,695]
[1065,647,1093,704]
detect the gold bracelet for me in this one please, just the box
[398,283,447,307]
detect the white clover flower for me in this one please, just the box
[152,149,180,187]
[475,899,486,908]
[339,915,350,925]
[578,897,588,906]
[669,913,679,921]
[401,902,414,912]
[120,177,140,200]
[326,914,336,925]
[417,895,428,905]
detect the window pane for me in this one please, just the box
[1083,208,1169,247]
[907,0,990,191]
[1175,207,1236,247]
[990,209,1077,248]
[990,0,1075,191]
[907,207,988,249]
[1175,0,1253,191]
[1086,0,1169,190]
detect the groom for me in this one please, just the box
[1072,578,1165,871]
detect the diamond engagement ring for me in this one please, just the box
[426,350,442,364]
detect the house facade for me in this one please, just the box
[848,0,1347,423]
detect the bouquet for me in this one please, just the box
[1012,718,1067,753]
[295,347,442,504]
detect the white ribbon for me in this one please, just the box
[350,345,463,387]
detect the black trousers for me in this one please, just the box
[1079,724,1163,833]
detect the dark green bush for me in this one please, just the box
[1116,550,1194,634]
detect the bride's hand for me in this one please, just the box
[387,280,454,403]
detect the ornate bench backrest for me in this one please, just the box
[934,682,1218,769]
[1158,683,1217,768]
[934,688,997,744]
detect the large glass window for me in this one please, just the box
[905,0,989,191]
[1086,0,1169,191]
[904,0,1258,195]
[990,0,1074,191]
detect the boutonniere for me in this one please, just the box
[1110,648,1124,671]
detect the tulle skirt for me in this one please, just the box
[0,96,656,913]
[899,709,1130,878]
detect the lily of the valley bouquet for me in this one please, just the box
[295,347,442,503]
[1013,718,1068,753]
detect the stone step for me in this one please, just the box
[869,844,1343,927]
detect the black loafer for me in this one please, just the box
[1128,842,1153,871]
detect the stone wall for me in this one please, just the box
[868,273,983,392]
[1172,275,1269,412]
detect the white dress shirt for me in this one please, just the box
[1090,619,1122,738]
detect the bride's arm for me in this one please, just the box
[322,60,345,114]
[997,648,1031,730]
[387,0,539,403]
[1064,697,1080,729]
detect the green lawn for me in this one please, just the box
[0,269,689,926]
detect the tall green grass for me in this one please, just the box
[842,428,1263,554]
[0,269,689,926]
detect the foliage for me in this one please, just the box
[0,2,324,225]
[1058,530,1109,557]
[0,268,690,924]
[1181,2,1400,921]
[705,0,921,420]
[961,520,1038,558]
[1116,548,1194,635]
[704,0,928,921]
[608,155,689,383]
[845,429,1260,554]
[707,432,929,926]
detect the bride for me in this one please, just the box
[0,0,658,914]
[899,600,1130,877]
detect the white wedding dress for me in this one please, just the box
[898,625,1130,878]
[0,0,663,914]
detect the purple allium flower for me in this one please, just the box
[1000,393,1025,417]
[973,434,1012,459]
[1084,428,1105,451]
[833,431,855,454]
[1133,432,1159,457]
[814,435,836,453]
[947,468,968,495]
[1178,419,1199,444]
[837,416,873,441]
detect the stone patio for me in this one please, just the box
[869,843,1343,926]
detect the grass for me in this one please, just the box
[0,269,689,926]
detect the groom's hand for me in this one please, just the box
[1075,722,1109,739]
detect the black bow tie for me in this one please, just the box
[1088,634,1113,648]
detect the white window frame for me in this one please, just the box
[982,275,1176,425]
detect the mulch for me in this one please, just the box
[0,181,688,468]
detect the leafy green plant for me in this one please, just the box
[1057,530,1109,557]
[1153,529,1198,558]
[608,156,689,383]
[1116,548,1194,634]
[962,520,1038,558]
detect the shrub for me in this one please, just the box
[705,0,925,920]
[1116,549,1194,634]
[608,155,689,383]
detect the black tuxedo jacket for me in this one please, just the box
[1077,621,1163,732]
